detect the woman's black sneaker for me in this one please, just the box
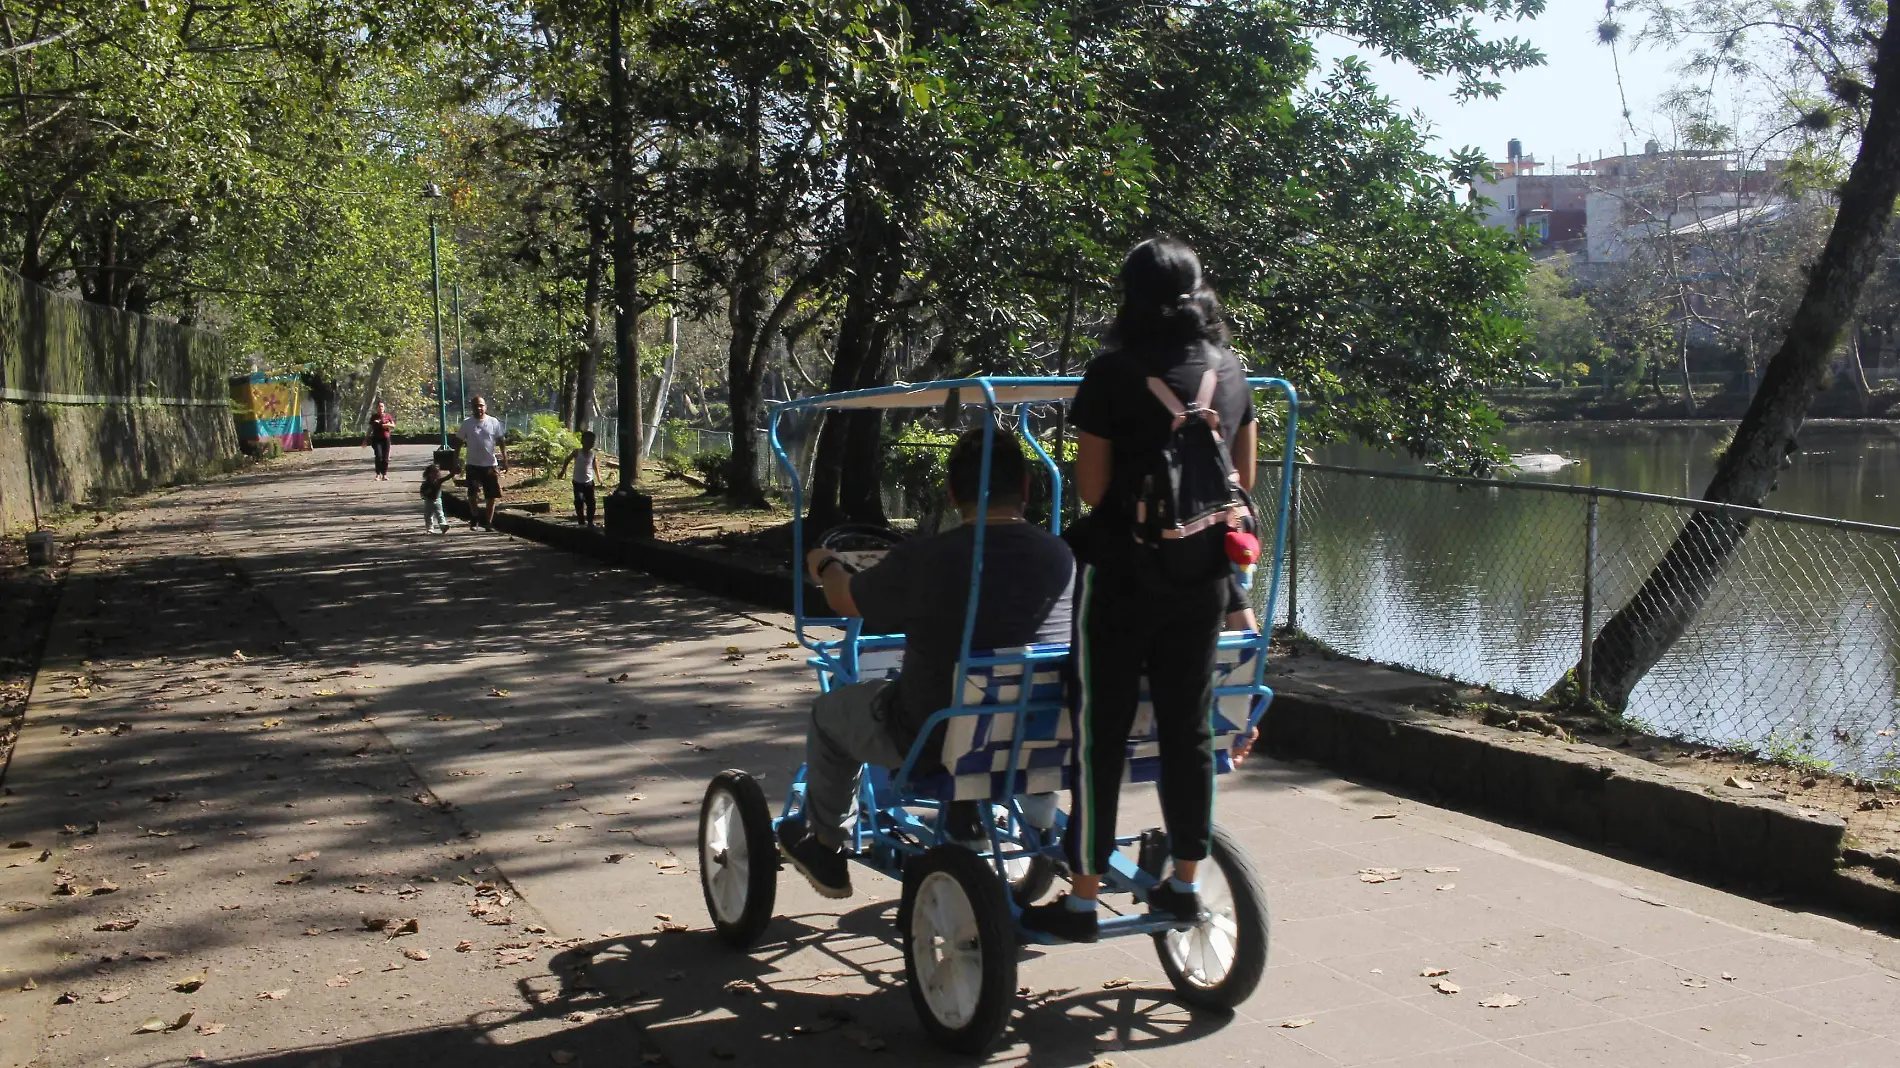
[776,818,851,899]
[1146,881,1209,924]
[1018,895,1100,943]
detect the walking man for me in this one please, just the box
[458,396,507,530]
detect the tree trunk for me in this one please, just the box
[303,374,340,435]
[1586,5,1900,709]
[725,273,769,507]
[576,221,605,432]
[1846,327,1874,413]
[606,0,643,487]
[558,352,576,427]
[1676,316,1697,416]
[352,355,389,429]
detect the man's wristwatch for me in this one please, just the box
[817,555,843,578]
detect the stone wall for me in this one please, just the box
[0,269,238,531]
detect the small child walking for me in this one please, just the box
[420,460,449,533]
[558,431,602,527]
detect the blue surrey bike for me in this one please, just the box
[696,376,1298,1052]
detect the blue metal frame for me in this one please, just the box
[767,375,1298,937]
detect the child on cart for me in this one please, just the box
[777,427,1076,898]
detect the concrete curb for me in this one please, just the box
[440,490,813,612]
[1260,688,1849,891]
[440,490,1900,927]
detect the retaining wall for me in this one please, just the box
[0,269,237,530]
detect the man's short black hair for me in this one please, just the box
[946,426,1026,507]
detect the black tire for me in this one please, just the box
[1005,853,1056,906]
[901,845,1019,1053]
[1152,823,1269,1011]
[698,769,778,948]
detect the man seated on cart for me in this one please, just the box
[778,426,1076,898]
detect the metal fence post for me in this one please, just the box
[1286,463,1301,632]
[1581,495,1597,703]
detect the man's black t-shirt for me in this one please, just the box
[849,521,1075,752]
[1069,339,1257,543]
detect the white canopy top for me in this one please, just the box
[773,377,1081,412]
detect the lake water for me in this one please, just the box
[1263,422,1900,777]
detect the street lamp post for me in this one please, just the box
[423,184,449,450]
[453,282,467,422]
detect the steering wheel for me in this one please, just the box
[815,524,906,573]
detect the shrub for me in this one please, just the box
[659,453,691,480]
[690,448,731,493]
[512,414,580,470]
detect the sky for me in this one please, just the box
[1313,2,1688,170]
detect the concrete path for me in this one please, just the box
[3,446,1898,1068]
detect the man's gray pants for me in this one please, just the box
[804,679,906,848]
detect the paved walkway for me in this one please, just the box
[3,447,1898,1068]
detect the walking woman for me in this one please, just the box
[365,401,395,481]
[1021,237,1259,943]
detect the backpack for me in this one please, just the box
[1128,367,1256,583]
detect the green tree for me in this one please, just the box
[1586,0,1900,707]
[1519,256,1604,384]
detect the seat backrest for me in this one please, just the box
[919,638,1264,802]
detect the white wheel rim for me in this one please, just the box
[702,788,749,925]
[911,871,984,1030]
[1159,861,1240,989]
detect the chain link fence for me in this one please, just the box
[1254,462,1900,788]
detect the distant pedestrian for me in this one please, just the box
[365,401,395,480]
[420,460,449,533]
[457,396,508,530]
[558,430,601,526]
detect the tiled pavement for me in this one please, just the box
[6,446,1897,1068]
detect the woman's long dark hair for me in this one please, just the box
[1106,237,1230,350]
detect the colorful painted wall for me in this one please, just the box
[0,268,239,531]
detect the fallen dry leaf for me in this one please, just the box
[91,880,120,895]
[1432,980,1461,995]
[173,972,207,993]
[98,987,132,1003]
[1370,812,1398,820]
[1437,883,1457,891]
[290,851,320,862]
[1420,967,1449,977]
[1724,775,1755,790]
[1478,993,1523,1009]
[325,975,351,988]
[456,940,474,952]
[94,918,139,932]
[489,689,511,698]
[1102,977,1135,989]
[1423,866,1461,874]
[394,918,420,936]
[403,948,430,961]
[724,979,759,996]
[276,872,313,885]
[257,989,288,1000]
[196,1022,226,1036]
[1280,1018,1315,1028]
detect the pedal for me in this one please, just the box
[1136,828,1169,881]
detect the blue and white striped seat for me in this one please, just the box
[904,638,1264,802]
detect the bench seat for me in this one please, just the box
[839,637,1266,803]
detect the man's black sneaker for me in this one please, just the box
[1018,895,1100,943]
[1146,881,1209,924]
[776,818,851,899]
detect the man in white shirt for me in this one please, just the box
[457,396,508,530]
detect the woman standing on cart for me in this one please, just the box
[1021,237,1258,943]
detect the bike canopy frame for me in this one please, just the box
[767,375,1299,912]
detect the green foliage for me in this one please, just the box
[691,449,732,493]
[1519,256,1606,386]
[887,424,960,515]
[514,414,582,470]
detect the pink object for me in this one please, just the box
[1225,529,1260,566]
